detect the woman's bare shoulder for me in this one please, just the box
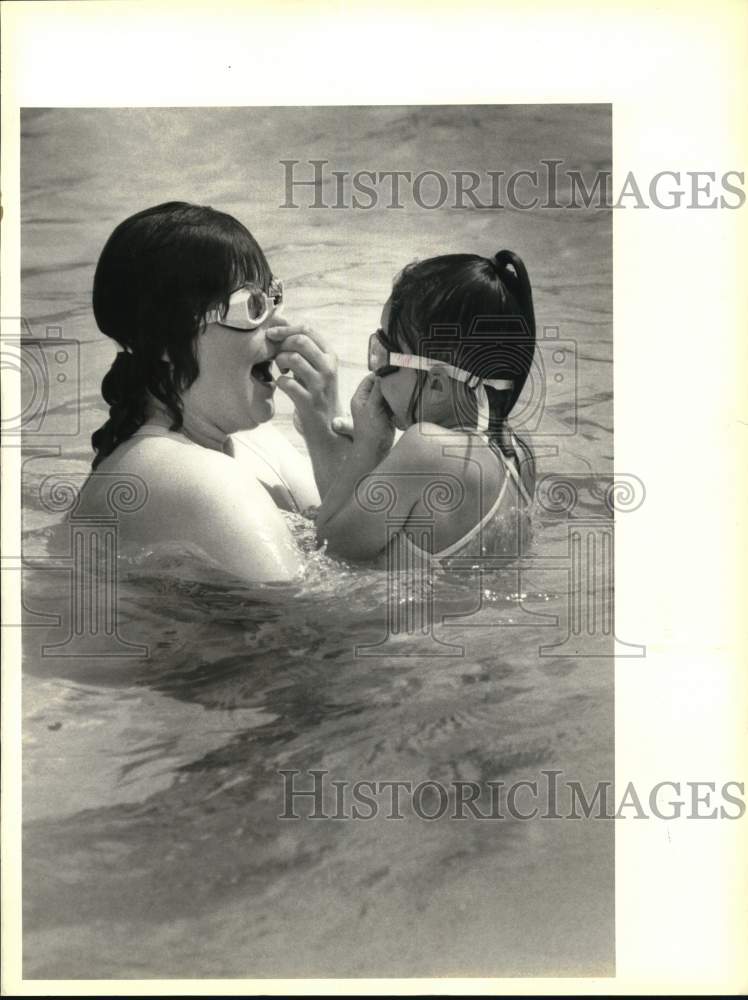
[79,435,301,581]
[99,434,237,481]
[79,436,261,520]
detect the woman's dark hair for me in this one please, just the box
[386,250,536,458]
[90,201,271,468]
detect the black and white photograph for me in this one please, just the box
[1,2,746,995]
[16,101,614,979]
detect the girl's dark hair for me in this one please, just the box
[90,201,271,468]
[386,250,536,457]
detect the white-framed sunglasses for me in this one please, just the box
[205,278,284,331]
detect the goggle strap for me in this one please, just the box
[475,382,491,433]
[388,353,513,392]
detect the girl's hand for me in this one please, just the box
[267,323,344,440]
[350,374,395,457]
[293,411,353,439]
[330,414,354,439]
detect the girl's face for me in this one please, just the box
[376,297,456,431]
[376,298,420,431]
[180,297,281,435]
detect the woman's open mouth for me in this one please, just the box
[250,359,276,386]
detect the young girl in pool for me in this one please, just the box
[316,250,536,563]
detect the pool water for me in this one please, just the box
[19,106,614,978]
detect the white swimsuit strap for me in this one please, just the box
[500,436,533,507]
[429,463,511,558]
[404,429,532,560]
[452,427,533,508]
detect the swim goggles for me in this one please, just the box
[205,279,284,330]
[368,329,513,432]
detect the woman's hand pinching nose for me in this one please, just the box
[265,323,345,441]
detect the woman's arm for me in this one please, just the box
[267,323,352,498]
[296,415,351,502]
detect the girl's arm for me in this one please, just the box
[316,377,434,562]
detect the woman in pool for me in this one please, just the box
[78,201,349,582]
[316,251,536,563]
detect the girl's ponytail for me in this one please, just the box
[386,248,537,483]
[492,249,536,341]
[488,250,537,470]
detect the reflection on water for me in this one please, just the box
[20,105,614,978]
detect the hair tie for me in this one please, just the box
[492,249,519,279]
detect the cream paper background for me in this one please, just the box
[1,0,746,994]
